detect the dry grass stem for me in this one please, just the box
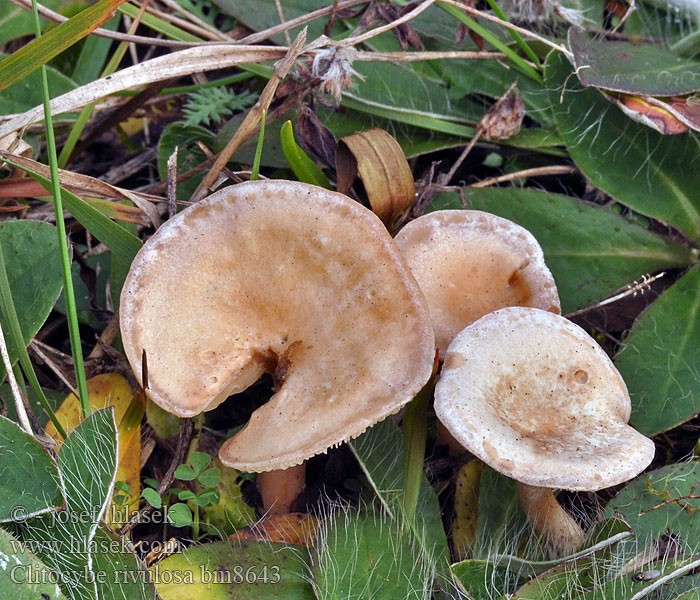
[0,321,32,434]
[469,165,577,188]
[192,30,310,201]
[355,50,505,61]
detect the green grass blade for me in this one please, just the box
[437,2,542,84]
[250,109,266,181]
[402,371,435,522]
[31,0,89,418]
[483,0,541,68]
[0,0,132,93]
[0,156,142,263]
[118,3,202,42]
[280,120,332,188]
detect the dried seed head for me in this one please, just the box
[500,0,583,24]
[311,46,364,100]
[479,85,526,141]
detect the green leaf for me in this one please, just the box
[280,120,331,188]
[0,415,64,521]
[0,52,75,113]
[313,507,432,600]
[193,488,218,507]
[545,50,700,242]
[197,467,221,488]
[349,419,453,594]
[604,462,700,544]
[616,267,700,435]
[55,251,111,329]
[178,490,196,502]
[569,27,700,95]
[141,488,162,509]
[0,384,63,428]
[167,503,192,527]
[429,188,694,313]
[0,0,69,45]
[188,451,211,476]
[0,0,132,93]
[203,460,256,537]
[91,525,156,600]
[154,539,314,599]
[174,464,196,481]
[0,221,64,379]
[0,526,68,599]
[18,408,118,600]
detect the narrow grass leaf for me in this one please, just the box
[0,0,132,93]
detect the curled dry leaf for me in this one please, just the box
[603,91,700,135]
[336,128,415,230]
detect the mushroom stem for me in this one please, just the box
[517,482,584,556]
[257,463,306,515]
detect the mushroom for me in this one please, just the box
[394,209,561,357]
[434,306,655,556]
[120,179,435,514]
[394,209,561,455]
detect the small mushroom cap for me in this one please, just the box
[120,180,435,472]
[394,210,560,355]
[435,307,655,491]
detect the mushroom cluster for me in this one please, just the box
[120,180,435,513]
[393,209,654,556]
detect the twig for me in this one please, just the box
[354,50,505,61]
[638,483,700,516]
[468,165,577,188]
[335,0,437,47]
[167,147,178,220]
[438,0,574,59]
[28,340,78,397]
[566,271,667,318]
[152,0,230,40]
[273,0,292,46]
[0,321,32,435]
[192,29,311,201]
[118,417,193,536]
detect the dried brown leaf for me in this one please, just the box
[336,128,415,230]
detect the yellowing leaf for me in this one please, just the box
[451,459,483,561]
[336,128,415,231]
[45,373,144,526]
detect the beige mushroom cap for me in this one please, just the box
[435,307,655,491]
[394,210,560,356]
[120,180,435,472]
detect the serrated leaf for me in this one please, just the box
[0,415,63,521]
[545,50,700,241]
[0,220,63,380]
[429,188,694,313]
[0,526,68,599]
[616,267,700,435]
[154,539,314,599]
